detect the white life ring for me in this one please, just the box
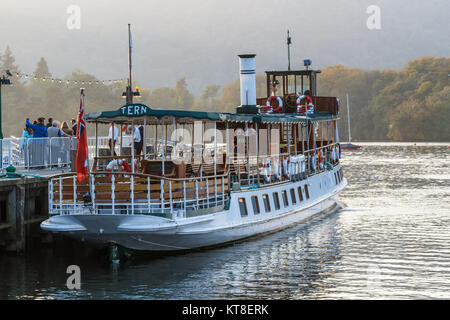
[105,159,131,176]
[311,154,317,172]
[273,159,282,180]
[263,159,271,182]
[263,96,283,114]
[296,95,314,114]
[319,150,324,170]
[283,157,290,178]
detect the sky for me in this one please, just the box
[1,0,449,94]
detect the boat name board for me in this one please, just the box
[120,104,150,116]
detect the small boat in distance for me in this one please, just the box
[341,93,361,150]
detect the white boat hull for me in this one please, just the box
[41,167,347,252]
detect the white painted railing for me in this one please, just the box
[48,172,229,218]
[1,137,75,170]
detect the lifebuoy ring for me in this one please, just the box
[296,95,314,114]
[311,153,317,172]
[263,159,271,182]
[273,159,282,180]
[319,150,324,170]
[283,157,290,178]
[262,96,283,114]
[105,159,132,177]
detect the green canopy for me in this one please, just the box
[86,104,337,125]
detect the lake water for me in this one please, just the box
[1,143,449,299]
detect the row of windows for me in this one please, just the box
[239,185,310,217]
[334,168,344,185]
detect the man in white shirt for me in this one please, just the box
[133,124,143,155]
[108,123,119,156]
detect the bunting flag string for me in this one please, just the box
[1,69,127,86]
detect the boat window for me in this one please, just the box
[290,188,296,204]
[281,190,289,207]
[335,172,338,184]
[273,192,280,210]
[262,194,271,212]
[251,196,260,215]
[304,185,310,199]
[298,187,304,201]
[238,198,248,217]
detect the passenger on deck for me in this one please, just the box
[108,123,119,156]
[133,124,144,155]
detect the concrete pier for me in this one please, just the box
[0,175,52,252]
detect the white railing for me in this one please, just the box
[48,172,230,218]
[1,137,76,170]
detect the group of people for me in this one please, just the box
[107,123,144,156]
[20,117,79,168]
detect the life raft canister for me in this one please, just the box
[296,95,314,114]
[262,96,283,114]
[263,159,272,182]
[105,159,132,177]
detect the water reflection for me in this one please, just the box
[1,144,449,299]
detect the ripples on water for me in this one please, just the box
[1,143,449,299]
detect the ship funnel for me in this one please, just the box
[238,54,256,108]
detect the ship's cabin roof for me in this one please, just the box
[86,103,336,125]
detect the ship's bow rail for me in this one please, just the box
[48,171,230,219]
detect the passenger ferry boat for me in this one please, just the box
[41,54,347,253]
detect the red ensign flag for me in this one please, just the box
[76,93,89,182]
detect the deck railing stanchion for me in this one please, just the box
[59,176,62,213]
[222,176,225,205]
[195,179,199,209]
[169,180,173,214]
[160,179,164,213]
[147,176,151,213]
[131,174,134,215]
[111,174,115,214]
[91,174,96,213]
[183,180,187,216]
[73,175,77,211]
[206,178,209,208]
[48,179,53,215]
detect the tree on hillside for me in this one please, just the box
[0,46,19,73]
[34,57,51,78]
[175,78,194,109]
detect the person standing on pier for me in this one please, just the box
[19,127,33,168]
[46,118,54,128]
[25,117,48,167]
[71,119,77,136]
[47,121,70,166]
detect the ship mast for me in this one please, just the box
[346,93,352,143]
[287,30,292,71]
